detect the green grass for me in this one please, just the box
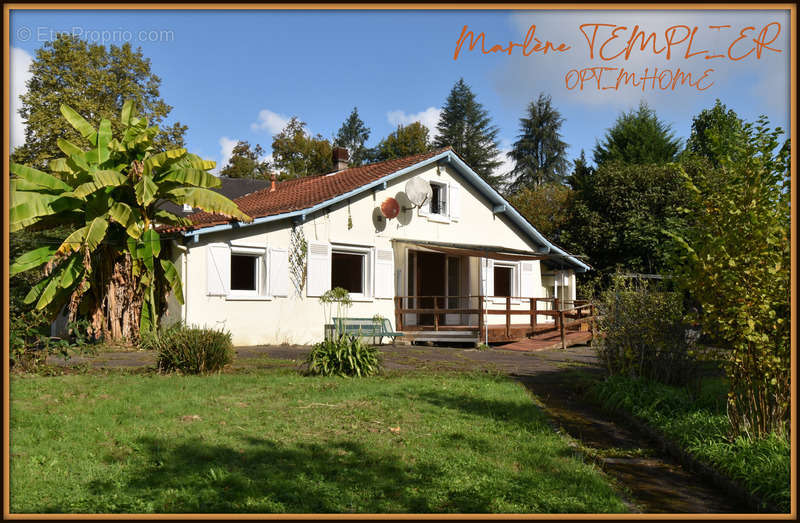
[10,369,627,514]
[591,375,790,512]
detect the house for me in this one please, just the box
[160,147,590,346]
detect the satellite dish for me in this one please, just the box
[404,178,432,207]
[380,197,400,219]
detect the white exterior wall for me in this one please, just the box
[169,163,575,345]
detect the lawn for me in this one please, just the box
[10,368,628,514]
[591,375,791,512]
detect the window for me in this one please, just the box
[332,251,366,295]
[430,182,447,215]
[494,266,513,297]
[231,254,258,292]
[182,203,193,213]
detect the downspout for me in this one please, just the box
[175,241,188,325]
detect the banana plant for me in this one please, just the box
[10,101,252,341]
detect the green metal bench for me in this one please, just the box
[332,317,402,345]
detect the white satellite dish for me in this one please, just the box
[404,178,432,208]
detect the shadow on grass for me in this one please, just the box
[66,436,450,514]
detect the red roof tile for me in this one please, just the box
[161,147,450,233]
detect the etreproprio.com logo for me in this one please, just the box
[15,25,174,44]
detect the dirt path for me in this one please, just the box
[48,343,749,514]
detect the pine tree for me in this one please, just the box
[566,150,594,194]
[12,34,186,169]
[434,78,502,186]
[334,107,371,166]
[684,99,745,166]
[220,141,271,180]
[593,102,681,166]
[506,93,568,193]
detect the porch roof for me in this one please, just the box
[392,239,549,263]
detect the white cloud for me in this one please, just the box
[387,107,442,138]
[250,109,289,134]
[216,136,238,173]
[11,47,33,150]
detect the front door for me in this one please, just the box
[416,251,446,326]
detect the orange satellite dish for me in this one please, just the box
[381,197,400,219]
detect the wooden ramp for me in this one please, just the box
[494,330,593,352]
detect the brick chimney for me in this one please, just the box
[332,147,350,171]
[270,172,277,192]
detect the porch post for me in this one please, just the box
[530,298,536,330]
[554,298,560,329]
[395,296,403,331]
[559,310,566,350]
[433,296,439,331]
[505,296,511,338]
[477,295,484,343]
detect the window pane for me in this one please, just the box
[494,266,512,297]
[447,257,459,308]
[431,184,441,214]
[231,255,257,291]
[332,252,364,294]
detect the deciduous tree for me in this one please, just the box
[373,122,431,161]
[12,34,187,169]
[271,117,333,178]
[220,141,270,180]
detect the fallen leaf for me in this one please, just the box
[389,426,401,434]
[181,415,202,422]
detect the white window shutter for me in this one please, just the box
[306,241,331,297]
[480,258,494,297]
[207,243,230,296]
[269,247,289,297]
[373,248,395,299]
[520,261,535,298]
[449,184,460,221]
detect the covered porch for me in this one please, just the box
[392,240,595,348]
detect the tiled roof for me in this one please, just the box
[161,147,450,233]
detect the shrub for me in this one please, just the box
[594,274,699,389]
[305,335,381,377]
[143,323,234,374]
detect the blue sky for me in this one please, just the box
[10,8,792,176]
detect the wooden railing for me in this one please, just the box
[394,295,597,348]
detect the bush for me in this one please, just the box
[142,323,234,374]
[305,335,381,377]
[594,274,699,388]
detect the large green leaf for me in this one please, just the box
[165,187,252,222]
[10,192,64,231]
[159,167,221,188]
[143,148,186,176]
[10,163,72,192]
[121,100,133,127]
[57,138,84,158]
[84,217,110,253]
[24,277,52,305]
[56,217,108,256]
[60,104,97,146]
[98,119,112,164]
[10,246,56,276]
[71,169,128,199]
[138,229,161,272]
[35,272,62,310]
[108,202,144,239]
[161,259,184,305]
[153,209,192,227]
[59,255,82,289]
[48,158,77,177]
[174,153,216,171]
[140,294,154,333]
[135,175,158,207]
